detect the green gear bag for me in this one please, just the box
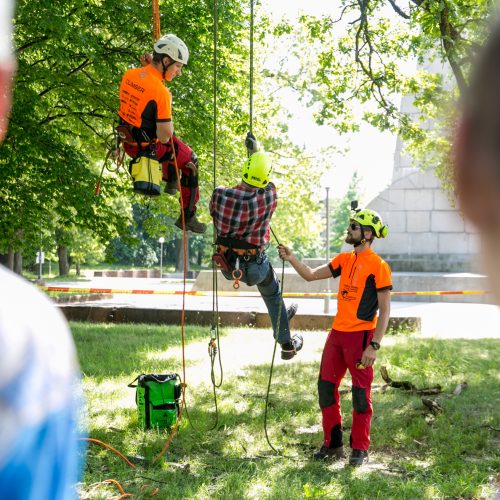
[128,374,182,429]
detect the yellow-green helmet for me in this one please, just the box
[352,209,388,238]
[242,152,272,188]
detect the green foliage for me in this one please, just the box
[330,172,360,253]
[0,0,343,271]
[73,323,498,499]
[271,0,492,190]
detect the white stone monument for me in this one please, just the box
[363,62,480,272]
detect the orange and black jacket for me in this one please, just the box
[118,65,172,143]
[329,247,392,332]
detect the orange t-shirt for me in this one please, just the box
[330,247,392,332]
[118,65,172,133]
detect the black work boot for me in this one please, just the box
[175,213,206,234]
[313,445,345,461]
[164,179,178,195]
[280,333,303,360]
[286,303,298,322]
[349,449,368,466]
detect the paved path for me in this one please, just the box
[51,276,500,340]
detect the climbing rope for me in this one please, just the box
[149,5,190,463]
[246,0,286,455]
[153,139,187,463]
[262,227,287,455]
[152,0,161,41]
[176,0,222,436]
[211,0,224,390]
[249,0,255,135]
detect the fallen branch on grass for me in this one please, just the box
[422,398,444,414]
[380,366,442,394]
[421,381,468,418]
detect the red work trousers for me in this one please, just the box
[124,136,199,214]
[318,328,374,451]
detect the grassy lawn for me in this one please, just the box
[72,322,499,499]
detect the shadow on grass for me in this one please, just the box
[77,329,499,499]
[72,322,222,378]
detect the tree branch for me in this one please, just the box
[16,36,50,54]
[67,59,91,77]
[438,1,467,95]
[386,0,409,19]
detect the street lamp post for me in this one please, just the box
[158,237,165,279]
[324,187,330,314]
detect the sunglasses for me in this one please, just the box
[349,223,361,231]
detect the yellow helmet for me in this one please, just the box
[352,209,388,238]
[242,152,272,188]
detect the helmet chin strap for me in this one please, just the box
[352,226,366,247]
[161,56,175,79]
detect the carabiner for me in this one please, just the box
[232,268,243,280]
[232,257,242,289]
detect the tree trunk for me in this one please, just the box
[58,245,70,276]
[0,250,14,270]
[14,250,23,275]
[174,234,190,273]
[76,261,81,276]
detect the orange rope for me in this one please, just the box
[152,137,187,464]
[88,479,132,499]
[81,437,136,469]
[152,0,161,41]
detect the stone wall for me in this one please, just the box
[353,77,480,272]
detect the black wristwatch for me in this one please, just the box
[370,341,381,351]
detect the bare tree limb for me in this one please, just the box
[438,1,467,95]
[387,0,410,19]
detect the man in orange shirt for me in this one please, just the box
[278,207,392,465]
[118,34,205,233]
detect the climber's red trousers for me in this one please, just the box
[318,328,374,450]
[124,135,199,214]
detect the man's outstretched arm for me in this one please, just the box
[278,244,332,282]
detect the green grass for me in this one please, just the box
[72,323,499,499]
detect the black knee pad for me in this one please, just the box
[352,386,368,413]
[330,423,343,448]
[318,378,336,409]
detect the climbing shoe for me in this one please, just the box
[175,213,207,234]
[164,180,178,195]
[349,449,368,466]
[286,303,298,322]
[280,333,303,360]
[313,445,345,461]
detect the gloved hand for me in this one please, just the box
[245,132,259,155]
[190,150,199,168]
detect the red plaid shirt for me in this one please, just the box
[210,182,278,247]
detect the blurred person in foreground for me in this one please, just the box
[0,1,84,497]
[454,20,500,305]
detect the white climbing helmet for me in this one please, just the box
[154,34,189,65]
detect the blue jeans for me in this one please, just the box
[222,253,291,344]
